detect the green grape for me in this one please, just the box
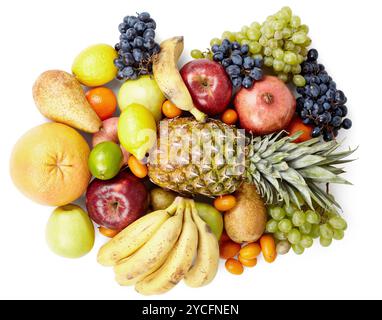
[264,56,274,67]
[299,222,312,235]
[274,31,283,40]
[263,26,275,38]
[273,59,285,72]
[300,235,313,248]
[299,24,310,34]
[266,219,279,233]
[333,229,345,241]
[281,6,292,18]
[284,51,298,65]
[221,31,236,42]
[264,47,273,57]
[292,210,305,227]
[276,240,291,255]
[268,39,279,49]
[252,54,263,60]
[278,73,288,82]
[291,65,302,74]
[241,25,250,34]
[250,21,261,30]
[292,244,305,255]
[283,64,292,74]
[297,54,305,64]
[259,36,268,47]
[235,32,246,43]
[290,16,301,28]
[329,216,348,230]
[300,47,308,57]
[241,39,250,46]
[306,210,320,225]
[320,236,332,247]
[191,49,203,59]
[293,75,306,87]
[284,40,295,51]
[320,223,334,239]
[303,38,312,47]
[268,206,286,221]
[274,231,288,241]
[294,45,302,54]
[247,29,261,41]
[291,32,307,44]
[282,28,292,39]
[277,39,284,47]
[278,219,293,233]
[210,38,221,46]
[249,41,262,54]
[310,225,320,239]
[272,20,285,31]
[272,48,284,60]
[284,205,296,217]
[287,228,301,244]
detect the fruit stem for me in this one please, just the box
[262,93,274,104]
[190,107,207,123]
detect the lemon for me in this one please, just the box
[118,104,157,160]
[72,44,118,87]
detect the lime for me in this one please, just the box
[118,103,157,160]
[88,141,123,180]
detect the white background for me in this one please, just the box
[0,0,380,300]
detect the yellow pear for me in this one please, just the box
[33,70,102,133]
[10,123,91,206]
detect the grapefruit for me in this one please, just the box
[10,123,91,206]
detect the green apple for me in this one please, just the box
[118,75,165,122]
[195,202,224,240]
[46,205,95,259]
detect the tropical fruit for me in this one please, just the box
[10,123,91,206]
[46,204,95,259]
[148,117,354,211]
[33,70,102,133]
[72,44,118,86]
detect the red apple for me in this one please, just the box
[180,59,232,116]
[86,171,149,231]
[234,76,296,135]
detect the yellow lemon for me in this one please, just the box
[72,44,117,87]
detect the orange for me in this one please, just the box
[86,87,117,120]
[287,116,313,143]
[222,109,238,125]
[162,100,182,118]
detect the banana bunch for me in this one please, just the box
[97,197,219,295]
[153,36,207,122]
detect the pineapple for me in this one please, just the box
[148,118,355,211]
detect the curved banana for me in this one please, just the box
[153,36,207,122]
[114,199,185,286]
[97,199,179,266]
[135,201,198,295]
[184,200,219,288]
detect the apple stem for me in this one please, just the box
[262,93,274,105]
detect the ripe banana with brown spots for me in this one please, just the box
[135,200,198,295]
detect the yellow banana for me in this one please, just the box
[135,200,198,295]
[114,199,185,286]
[153,36,207,122]
[97,199,179,266]
[184,200,219,288]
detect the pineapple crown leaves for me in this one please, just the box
[245,131,356,211]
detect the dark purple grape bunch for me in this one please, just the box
[211,39,264,90]
[296,49,352,141]
[114,12,160,81]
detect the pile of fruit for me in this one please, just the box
[10,8,355,295]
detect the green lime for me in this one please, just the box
[88,141,123,180]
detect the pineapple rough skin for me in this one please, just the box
[148,118,355,212]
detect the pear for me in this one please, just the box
[33,70,102,133]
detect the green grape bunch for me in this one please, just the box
[191,7,311,86]
[266,204,348,256]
